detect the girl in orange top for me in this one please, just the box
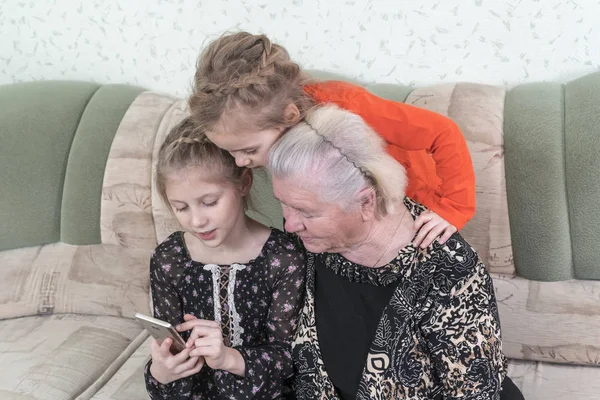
[189,32,475,248]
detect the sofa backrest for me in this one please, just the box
[505,73,600,281]
[0,81,144,252]
[2,72,598,322]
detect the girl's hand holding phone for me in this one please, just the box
[149,337,205,385]
[177,314,246,377]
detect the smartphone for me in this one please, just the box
[135,313,187,354]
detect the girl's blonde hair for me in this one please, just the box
[268,105,407,217]
[189,31,314,134]
[156,116,252,209]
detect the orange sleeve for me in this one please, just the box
[304,80,476,229]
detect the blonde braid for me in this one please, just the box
[190,31,314,133]
[199,36,277,96]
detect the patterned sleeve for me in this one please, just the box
[144,246,193,400]
[213,234,306,398]
[423,257,507,400]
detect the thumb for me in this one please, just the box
[157,338,172,356]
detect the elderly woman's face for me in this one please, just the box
[273,177,364,254]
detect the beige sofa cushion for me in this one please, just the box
[0,243,150,320]
[91,337,152,400]
[508,359,600,400]
[406,83,514,276]
[495,274,600,366]
[149,98,189,244]
[0,315,145,400]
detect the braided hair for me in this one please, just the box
[155,116,252,210]
[189,32,315,134]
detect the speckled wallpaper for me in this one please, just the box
[2,0,599,96]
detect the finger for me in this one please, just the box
[179,357,205,378]
[190,338,221,358]
[194,337,222,348]
[185,324,221,348]
[420,225,446,248]
[156,338,173,356]
[413,213,433,231]
[190,346,216,358]
[183,314,198,322]
[150,339,165,359]
[437,226,457,245]
[412,221,438,247]
[177,319,220,333]
[172,345,193,363]
[174,355,201,374]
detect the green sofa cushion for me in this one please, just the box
[565,73,600,279]
[505,71,600,281]
[0,81,100,251]
[60,84,144,245]
[0,81,143,252]
[504,82,572,281]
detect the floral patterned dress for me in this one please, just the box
[144,228,305,399]
[292,198,509,399]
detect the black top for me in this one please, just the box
[144,229,305,399]
[315,260,399,399]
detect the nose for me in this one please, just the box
[234,156,251,168]
[283,209,304,233]
[191,210,208,228]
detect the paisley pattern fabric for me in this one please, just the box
[292,198,508,400]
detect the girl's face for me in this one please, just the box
[206,127,285,168]
[165,166,250,248]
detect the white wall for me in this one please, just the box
[2,0,599,97]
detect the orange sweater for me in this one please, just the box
[304,81,475,229]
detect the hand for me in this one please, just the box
[177,314,231,371]
[412,210,457,248]
[149,337,204,385]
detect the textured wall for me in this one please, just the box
[2,0,599,96]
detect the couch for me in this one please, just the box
[1,72,599,399]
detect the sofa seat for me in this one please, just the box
[508,360,600,399]
[91,337,151,400]
[494,274,600,365]
[0,315,147,400]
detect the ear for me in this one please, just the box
[283,103,301,126]
[358,187,377,221]
[239,169,254,196]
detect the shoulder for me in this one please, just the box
[260,229,306,277]
[263,229,305,258]
[425,232,487,295]
[150,232,186,268]
[405,198,484,289]
[304,80,366,104]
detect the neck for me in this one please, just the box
[341,206,414,268]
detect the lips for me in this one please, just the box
[196,229,216,240]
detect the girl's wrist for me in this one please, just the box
[150,362,169,385]
[222,347,246,377]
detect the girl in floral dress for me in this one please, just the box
[144,117,305,399]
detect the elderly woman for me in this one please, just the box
[267,105,523,400]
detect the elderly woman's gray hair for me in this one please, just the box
[267,105,407,216]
